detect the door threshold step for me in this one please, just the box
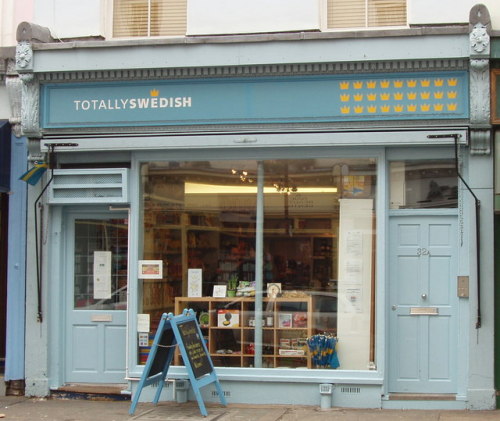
[388,393,456,401]
[51,383,130,401]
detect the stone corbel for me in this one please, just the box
[469,4,491,155]
[5,59,22,137]
[15,41,41,138]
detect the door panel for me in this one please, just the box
[65,214,128,383]
[389,215,457,394]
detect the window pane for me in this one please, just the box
[114,0,186,38]
[139,158,377,370]
[368,0,406,27]
[74,218,128,310]
[113,0,149,37]
[327,0,407,29]
[151,0,187,36]
[390,160,458,209]
[328,0,366,29]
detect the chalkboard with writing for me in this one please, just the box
[177,320,211,379]
[129,309,226,417]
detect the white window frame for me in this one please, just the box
[108,0,187,40]
[323,0,408,31]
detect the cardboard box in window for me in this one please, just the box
[217,309,240,327]
[293,312,307,328]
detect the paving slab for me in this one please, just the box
[1,397,500,421]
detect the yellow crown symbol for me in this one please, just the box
[354,94,364,102]
[353,81,363,89]
[407,80,417,87]
[367,93,377,101]
[434,79,444,87]
[447,91,457,99]
[367,81,377,89]
[407,92,417,100]
[394,105,404,112]
[354,106,364,113]
[420,104,431,112]
[150,89,160,97]
[340,94,350,102]
[393,80,403,88]
[393,92,403,100]
[340,81,350,90]
[434,92,444,99]
[340,106,351,114]
[420,92,430,100]
[381,105,391,113]
[380,80,390,88]
[367,105,377,113]
[380,93,390,101]
[420,79,430,87]
[407,104,417,112]
[447,103,457,111]
[434,104,444,111]
[447,78,458,86]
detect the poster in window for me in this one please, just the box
[138,260,163,279]
[94,251,112,299]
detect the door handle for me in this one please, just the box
[421,293,427,300]
[391,305,397,311]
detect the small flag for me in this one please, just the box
[19,162,48,185]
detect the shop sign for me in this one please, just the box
[41,71,469,129]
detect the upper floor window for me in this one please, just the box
[327,0,407,30]
[113,0,187,37]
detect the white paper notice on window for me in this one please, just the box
[188,268,202,297]
[137,314,151,333]
[343,287,363,313]
[93,251,112,299]
[345,259,362,286]
[346,230,363,257]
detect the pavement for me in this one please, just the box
[1,396,500,421]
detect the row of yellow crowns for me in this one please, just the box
[340,91,458,102]
[340,103,458,114]
[339,78,458,90]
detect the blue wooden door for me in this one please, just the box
[388,215,458,394]
[65,213,128,383]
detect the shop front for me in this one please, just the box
[17,20,495,409]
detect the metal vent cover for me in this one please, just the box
[48,168,129,204]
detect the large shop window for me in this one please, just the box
[139,158,377,370]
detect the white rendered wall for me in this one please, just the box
[187,0,321,35]
[0,0,34,47]
[33,0,105,39]
[408,0,500,29]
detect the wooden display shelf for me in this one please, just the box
[174,296,313,368]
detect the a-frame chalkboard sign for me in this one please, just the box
[129,309,227,417]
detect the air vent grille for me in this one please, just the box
[48,169,128,204]
[340,386,361,394]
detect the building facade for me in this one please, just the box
[6,0,499,410]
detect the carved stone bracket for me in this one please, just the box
[469,4,491,155]
[470,129,491,155]
[5,74,22,137]
[15,41,41,137]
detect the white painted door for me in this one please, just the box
[65,213,128,383]
[388,215,458,394]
